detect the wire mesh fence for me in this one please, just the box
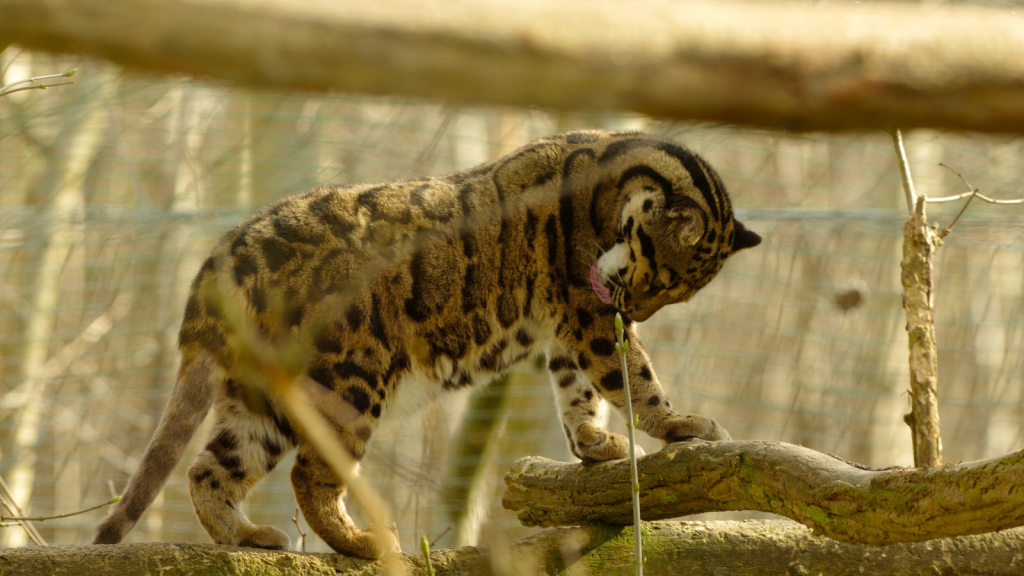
[1,50,1022,553]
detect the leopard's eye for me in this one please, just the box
[644,278,665,297]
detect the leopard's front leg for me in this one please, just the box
[548,342,630,462]
[550,320,729,462]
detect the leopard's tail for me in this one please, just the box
[93,353,218,544]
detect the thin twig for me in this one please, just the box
[291,507,307,552]
[0,80,75,96]
[940,161,976,194]
[0,497,120,523]
[932,162,1023,237]
[429,525,453,548]
[926,191,1024,204]
[892,129,917,215]
[0,68,77,97]
[928,162,1024,204]
[939,187,979,238]
[0,474,46,545]
[2,70,72,88]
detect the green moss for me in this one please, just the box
[749,484,766,501]
[965,487,981,506]
[806,505,831,529]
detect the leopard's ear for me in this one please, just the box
[666,195,706,246]
[731,219,761,253]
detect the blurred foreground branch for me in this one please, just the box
[3,521,1024,576]
[502,441,1024,546]
[3,0,1024,132]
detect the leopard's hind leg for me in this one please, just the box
[188,391,295,550]
[290,442,397,558]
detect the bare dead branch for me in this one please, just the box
[927,192,1024,205]
[892,130,917,214]
[892,137,943,468]
[939,187,980,238]
[928,162,1024,205]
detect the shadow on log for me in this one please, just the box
[503,440,1024,545]
[2,521,1024,575]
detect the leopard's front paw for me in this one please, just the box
[661,414,731,444]
[574,423,644,462]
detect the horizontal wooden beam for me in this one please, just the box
[2,0,1024,133]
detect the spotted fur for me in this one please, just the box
[94,130,760,557]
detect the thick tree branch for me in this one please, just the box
[3,0,1024,132]
[502,440,1024,545]
[3,522,1024,576]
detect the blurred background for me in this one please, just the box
[0,45,1021,552]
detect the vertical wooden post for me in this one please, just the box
[900,196,943,468]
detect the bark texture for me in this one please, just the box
[503,440,1024,545]
[3,521,1024,576]
[901,197,944,468]
[3,0,1024,133]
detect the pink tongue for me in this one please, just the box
[589,261,614,304]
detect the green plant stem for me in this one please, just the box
[420,535,435,576]
[614,313,642,576]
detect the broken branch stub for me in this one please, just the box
[900,197,943,468]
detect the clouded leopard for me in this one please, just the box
[94,130,760,558]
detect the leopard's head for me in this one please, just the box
[589,138,760,322]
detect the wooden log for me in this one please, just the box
[2,0,1024,132]
[3,521,1024,575]
[503,440,1024,545]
